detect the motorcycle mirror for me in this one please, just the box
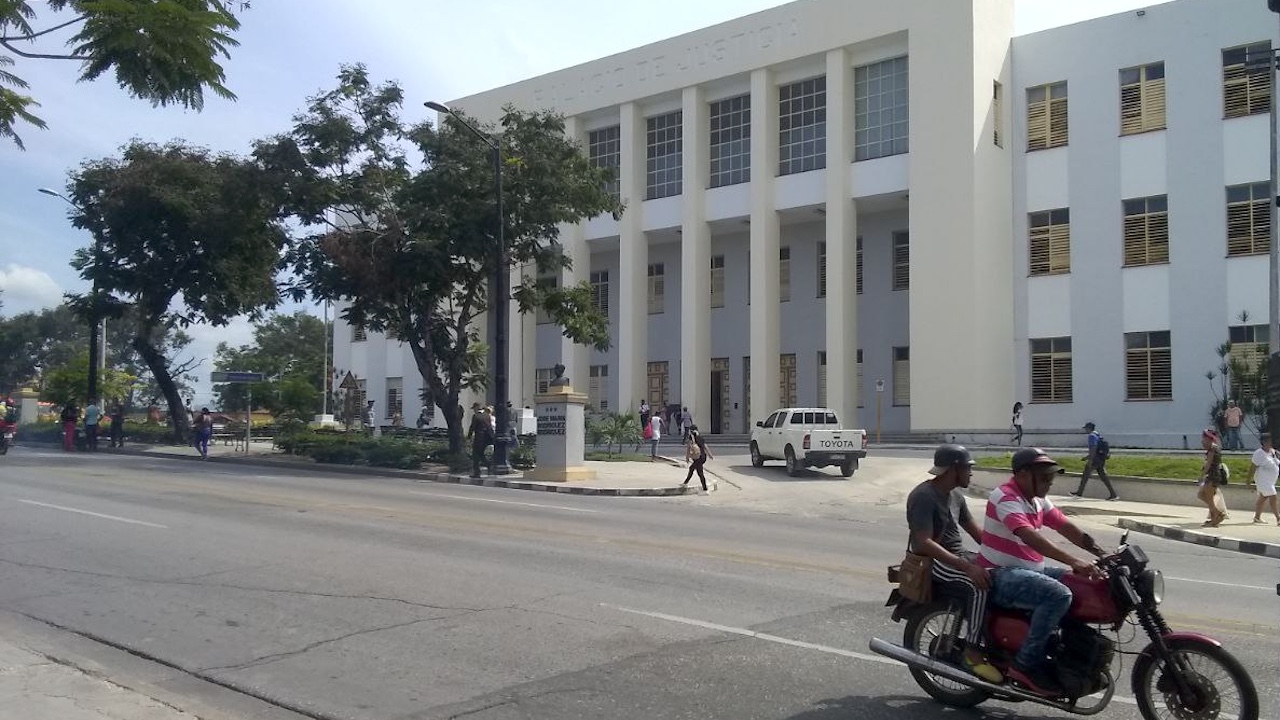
[1119,530,1130,546]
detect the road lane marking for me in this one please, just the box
[16,499,168,529]
[602,604,1142,706]
[601,604,898,665]
[1166,576,1272,592]
[415,493,600,513]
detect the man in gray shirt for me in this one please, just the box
[905,444,1000,683]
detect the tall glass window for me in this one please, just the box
[778,76,827,175]
[855,56,909,161]
[588,125,621,199]
[646,111,683,199]
[709,94,751,188]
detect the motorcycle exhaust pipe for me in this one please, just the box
[867,638,1086,712]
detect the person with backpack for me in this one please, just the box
[1071,421,1118,501]
[681,425,713,491]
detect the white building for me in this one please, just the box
[333,0,1279,447]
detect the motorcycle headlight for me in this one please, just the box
[1136,568,1164,605]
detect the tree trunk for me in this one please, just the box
[408,338,464,454]
[133,336,189,442]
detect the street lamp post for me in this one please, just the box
[1252,6,1280,437]
[425,101,512,475]
[38,187,104,404]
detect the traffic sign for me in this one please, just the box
[339,371,360,390]
[875,379,886,393]
[211,371,265,383]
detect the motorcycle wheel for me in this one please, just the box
[902,604,990,708]
[1132,637,1259,720]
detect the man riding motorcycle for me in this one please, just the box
[979,447,1105,697]
[905,444,1000,683]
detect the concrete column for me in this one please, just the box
[680,85,712,429]
[749,68,781,418]
[824,48,859,426]
[617,102,649,412]
[558,116,591,388]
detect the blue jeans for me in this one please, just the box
[991,566,1071,669]
[1225,426,1242,451]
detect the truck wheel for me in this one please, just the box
[841,459,857,477]
[750,441,765,468]
[785,446,801,477]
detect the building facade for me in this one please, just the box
[332,0,1279,447]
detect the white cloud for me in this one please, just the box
[0,263,64,314]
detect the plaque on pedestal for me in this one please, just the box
[525,382,596,483]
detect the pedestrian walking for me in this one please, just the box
[1071,421,1118,500]
[1010,402,1024,447]
[1248,432,1280,525]
[1222,400,1244,451]
[681,425,714,491]
[467,405,494,478]
[679,406,693,441]
[83,398,101,451]
[59,402,78,452]
[647,413,663,461]
[194,408,214,459]
[108,404,125,448]
[1197,428,1229,527]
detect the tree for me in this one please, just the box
[1205,311,1270,435]
[63,139,288,440]
[0,0,247,149]
[257,65,621,453]
[213,311,328,417]
[41,350,136,407]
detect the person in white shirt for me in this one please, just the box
[648,413,663,461]
[1248,432,1280,525]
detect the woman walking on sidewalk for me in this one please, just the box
[1248,432,1280,525]
[1197,429,1229,527]
[681,426,713,491]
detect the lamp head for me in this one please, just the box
[424,101,450,113]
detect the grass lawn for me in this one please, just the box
[974,452,1253,482]
[585,451,660,462]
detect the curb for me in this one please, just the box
[17,442,706,498]
[1116,518,1280,559]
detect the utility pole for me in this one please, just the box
[1266,3,1280,437]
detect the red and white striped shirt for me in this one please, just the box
[978,479,1067,571]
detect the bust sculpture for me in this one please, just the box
[550,362,570,387]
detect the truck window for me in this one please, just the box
[777,411,790,426]
[763,412,779,428]
[802,411,814,424]
[825,412,838,425]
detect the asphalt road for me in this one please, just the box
[1,447,1276,720]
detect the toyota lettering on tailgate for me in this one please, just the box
[819,439,856,448]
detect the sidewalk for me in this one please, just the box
[1050,494,1280,559]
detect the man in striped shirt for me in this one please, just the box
[979,448,1105,697]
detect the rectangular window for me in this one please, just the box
[993,81,1003,148]
[1029,208,1071,276]
[854,55,910,161]
[588,125,621,199]
[710,255,726,308]
[647,263,665,314]
[1120,61,1166,135]
[1029,337,1073,403]
[1226,182,1271,256]
[779,246,791,303]
[779,353,797,408]
[817,242,826,298]
[778,75,827,176]
[1026,81,1069,151]
[1122,195,1170,267]
[857,236,863,294]
[352,325,367,342]
[817,351,827,408]
[535,276,557,324]
[709,94,751,188]
[590,270,610,315]
[385,377,403,419]
[893,346,910,406]
[1223,42,1272,119]
[1125,330,1173,401]
[856,349,863,408]
[646,111,683,199]
[892,231,909,291]
[536,367,553,395]
[588,365,609,412]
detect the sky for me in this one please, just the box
[0,0,1172,406]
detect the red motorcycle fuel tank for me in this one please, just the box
[1061,573,1121,623]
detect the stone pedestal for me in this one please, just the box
[17,387,40,425]
[525,384,596,483]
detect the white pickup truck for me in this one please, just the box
[749,407,868,477]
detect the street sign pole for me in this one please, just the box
[875,379,886,445]
[246,384,252,453]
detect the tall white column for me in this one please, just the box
[559,117,591,388]
[617,102,649,413]
[824,48,859,426]
[681,85,712,430]
[749,68,781,418]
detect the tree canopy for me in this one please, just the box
[256,64,621,452]
[64,138,288,438]
[214,311,329,419]
[0,0,246,148]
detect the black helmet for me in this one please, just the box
[929,443,974,476]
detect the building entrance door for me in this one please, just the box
[710,358,730,435]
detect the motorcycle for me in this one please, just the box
[869,533,1259,720]
[0,420,13,455]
